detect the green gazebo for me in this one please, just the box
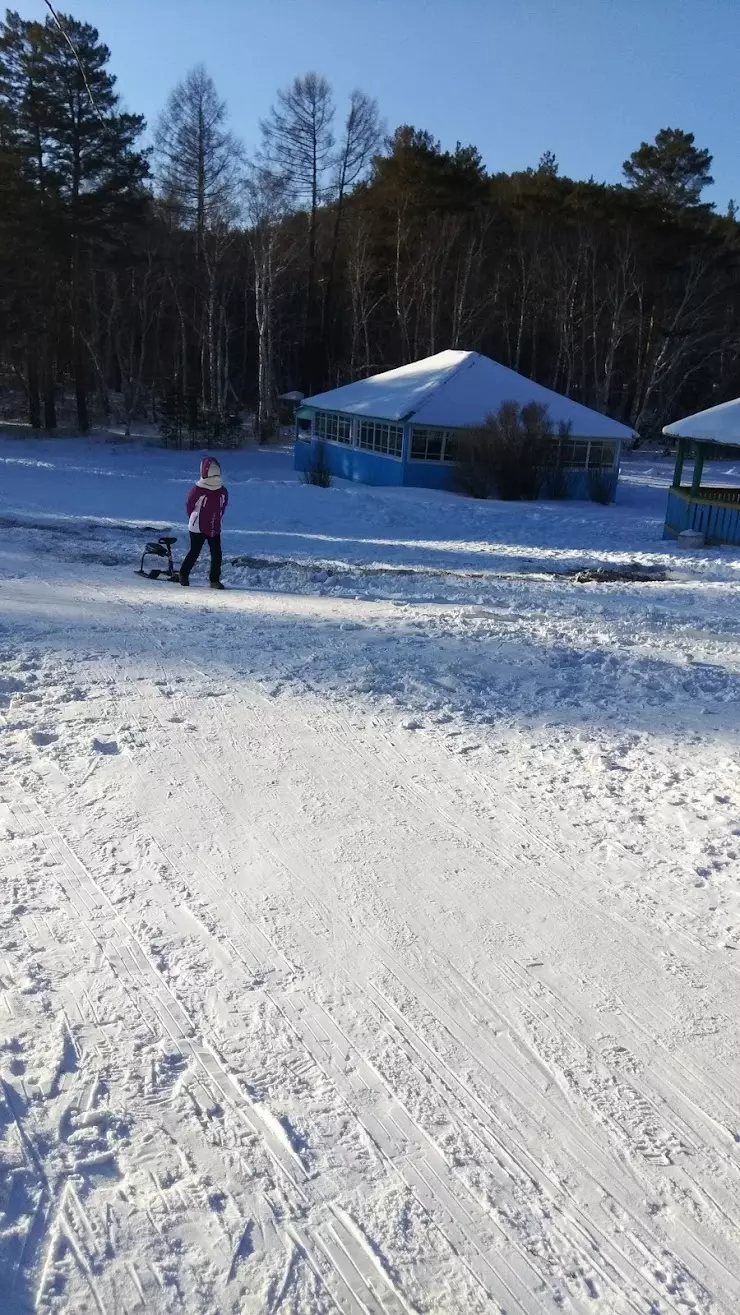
[663,398,740,546]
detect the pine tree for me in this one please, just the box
[622,128,714,208]
[537,150,559,177]
[0,10,149,431]
[0,12,57,427]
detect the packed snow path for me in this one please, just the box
[1,443,740,1313]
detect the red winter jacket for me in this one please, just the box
[186,461,228,538]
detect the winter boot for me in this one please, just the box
[210,581,225,590]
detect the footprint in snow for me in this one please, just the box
[29,729,58,747]
[60,685,87,703]
[92,737,119,756]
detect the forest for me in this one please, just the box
[1,7,739,442]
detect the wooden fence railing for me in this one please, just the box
[675,485,740,505]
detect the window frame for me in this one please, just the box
[313,410,354,446]
[553,438,619,471]
[585,440,617,470]
[357,418,404,460]
[309,410,404,459]
[408,426,459,463]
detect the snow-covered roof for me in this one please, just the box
[303,350,636,439]
[663,397,740,448]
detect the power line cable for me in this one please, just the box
[43,0,106,125]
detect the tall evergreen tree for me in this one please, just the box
[536,150,559,177]
[622,128,714,208]
[0,9,148,429]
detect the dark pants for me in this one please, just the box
[180,532,222,584]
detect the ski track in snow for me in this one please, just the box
[1,441,740,1313]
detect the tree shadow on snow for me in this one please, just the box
[2,578,740,743]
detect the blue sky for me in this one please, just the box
[24,0,740,208]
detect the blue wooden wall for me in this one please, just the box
[295,438,405,486]
[295,433,619,501]
[663,488,740,545]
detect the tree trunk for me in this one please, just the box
[256,260,271,435]
[43,381,56,431]
[322,185,346,347]
[74,335,90,433]
[27,348,42,429]
[207,272,218,422]
[42,335,56,430]
[73,265,90,432]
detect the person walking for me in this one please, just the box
[180,457,228,588]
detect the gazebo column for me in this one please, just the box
[691,442,705,495]
[672,437,687,488]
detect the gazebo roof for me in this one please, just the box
[303,350,636,440]
[663,397,740,448]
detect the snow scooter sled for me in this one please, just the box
[136,536,179,582]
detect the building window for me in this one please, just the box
[586,441,616,469]
[314,410,353,445]
[555,439,617,469]
[558,440,589,469]
[297,416,312,434]
[357,419,403,458]
[409,427,458,462]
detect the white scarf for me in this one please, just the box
[197,473,223,491]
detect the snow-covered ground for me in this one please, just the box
[1,439,740,1314]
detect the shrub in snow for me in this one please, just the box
[456,401,554,500]
[543,462,569,499]
[158,386,187,448]
[303,441,332,487]
[197,407,243,448]
[258,416,279,445]
[158,385,243,449]
[588,470,613,505]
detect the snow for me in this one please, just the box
[303,350,637,439]
[663,396,740,448]
[2,437,740,1314]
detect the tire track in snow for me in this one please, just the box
[29,634,559,1313]
[181,699,740,1304]
[1,781,324,1311]
[308,709,740,1135]
[6,754,428,1313]
[89,652,733,1313]
[7,578,739,1312]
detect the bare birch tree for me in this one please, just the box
[154,65,242,251]
[245,166,292,435]
[154,66,243,429]
[259,73,334,386]
[346,208,384,377]
[324,91,382,328]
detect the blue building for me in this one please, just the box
[663,396,740,546]
[294,350,635,499]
